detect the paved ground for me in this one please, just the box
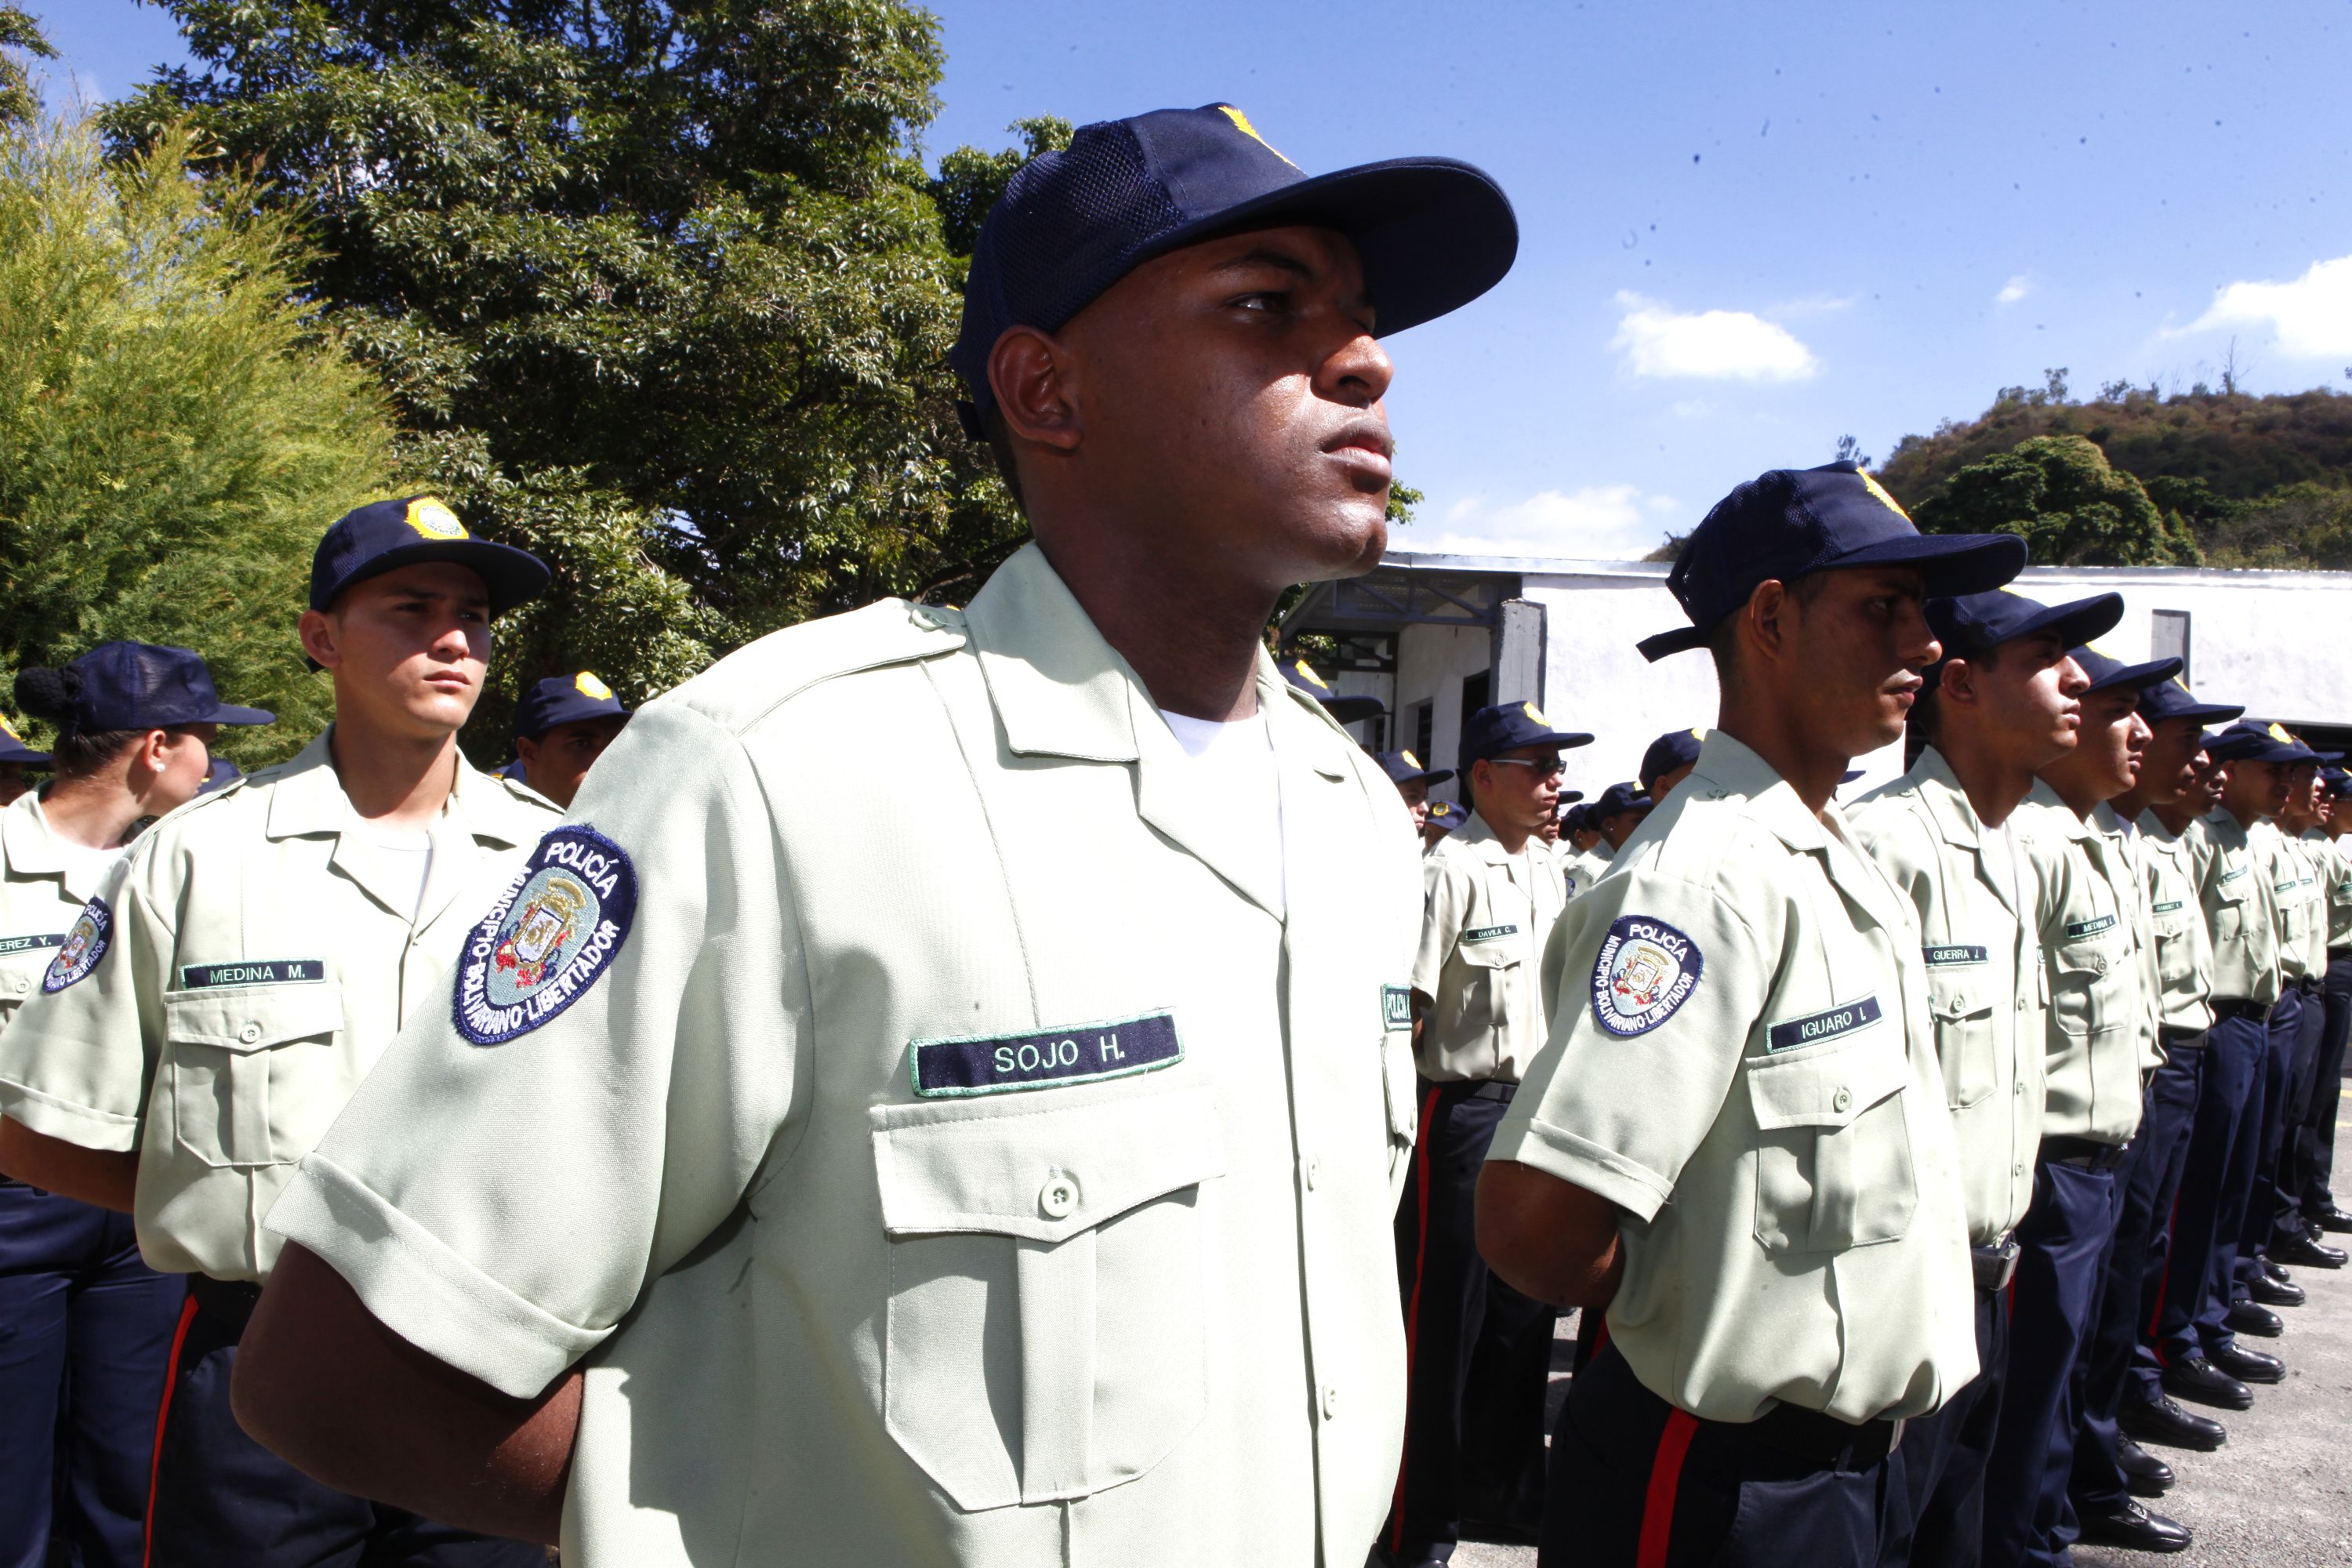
[1455,1127,2352,1567]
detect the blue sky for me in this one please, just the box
[40,1,2352,558]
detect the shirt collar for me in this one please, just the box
[2027,777,2094,841]
[263,728,532,850]
[1907,746,1986,850]
[1689,731,1828,853]
[1,789,62,879]
[965,543,1145,764]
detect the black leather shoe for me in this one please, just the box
[2251,1271,2307,1307]
[2261,1255,2296,1287]
[2278,1232,2349,1269]
[2310,1202,2352,1234]
[2120,1394,2227,1451]
[2078,1499,2193,1553]
[2118,1437,2175,1496]
[2227,1298,2284,1337]
[2161,1356,2253,1410]
[2210,1342,2285,1384]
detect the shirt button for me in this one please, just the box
[1304,1156,1322,1191]
[2015,1163,2025,1177]
[1322,1384,1341,1418]
[1038,1173,1080,1220]
[238,1022,261,1044]
[1832,1087,1853,1113]
[2016,1080,2026,1096]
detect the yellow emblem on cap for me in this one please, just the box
[1403,750,1421,768]
[2172,676,2190,693]
[0,713,19,743]
[574,671,612,700]
[1856,470,1911,521]
[404,497,467,541]
[1523,701,1549,726]
[2270,722,2295,742]
[1218,105,1298,169]
[1689,726,1704,739]
[1293,659,1329,690]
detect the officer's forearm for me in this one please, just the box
[234,1243,580,1545]
[1475,1159,1624,1308]
[0,1116,139,1211]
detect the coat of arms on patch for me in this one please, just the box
[1590,913,1704,1036]
[44,898,111,993]
[455,826,637,1045]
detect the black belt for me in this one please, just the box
[188,1275,263,1336]
[2212,999,2273,1024]
[2044,1135,2129,1172]
[1973,1239,2020,1294]
[2330,946,2352,961]
[1468,1080,1517,1102]
[2300,976,2323,996]
[2160,1025,2207,1051]
[1737,1402,1904,1469]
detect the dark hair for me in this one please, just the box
[16,666,145,781]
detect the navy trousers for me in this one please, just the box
[1544,1341,1891,1568]
[1386,1080,1555,1561]
[2304,953,2352,1214]
[2267,982,2330,1251]
[1982,1156,2117,1568]
[2153,1011,2267,1364]
[1880,1274,2009,1568]
[2071,1040,2201,1522]
[2234,989,2303,1297]
[0,1181,183,1568]
[147,1283,544,1568]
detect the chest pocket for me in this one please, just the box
[871,1085,1227,1512]
[2210,880,2248,945]
[162,982,346,1169]
[2151,910,2195,989]
[1925,974,1998,1109]
[1747,1033,1918,1254]
[2049,936,2126,1038]
[1449,924,1525,1041]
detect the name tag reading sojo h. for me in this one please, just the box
[910,1010,1183,1098]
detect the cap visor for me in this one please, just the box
[2161,700,2245,725]
[1401,767,1454,787]
[1557,789,1585,804]
[1636,626,1710,662]
[2020,593,2125,652]
[1831,532,2028,596]
[1145,157,1518,338]
[1321,695,1388,724]
[0,746,49,766]
[2082,655,2182,695]
[334,539,553,617]
[205,704,276,727]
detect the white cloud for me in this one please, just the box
[1995,274,2031,305]
[1610,292,1820,381]
[2186,254,2352,357]
[1417,485,1678,560]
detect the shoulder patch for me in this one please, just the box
[454,826,637,1045]
[1382,983,1414,1030]
[909,1010,1181,1098]
[43,899,111,993]
[1591,915,1704,1036]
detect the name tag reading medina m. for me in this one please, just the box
[0,933,65,956]
[1766,995,1885,1054]
[1463,924,1520,945]
[910,1011,1182,1098]
[178,959,327,990]
[1924,945,1989,967]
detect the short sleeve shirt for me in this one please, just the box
[2311,829,2352,949]
[1489,733,1976,1425]
[0,734,556,1280]
[1413,813,1568,1083]
[2138,812,2216,1035]
[2269,827,2326,981]
[2193,810,2281,1005]
[1848,749,2044,1243]
[0,793,125,1029]
[262,545,1425,1567]
[2013,786,2145,1145]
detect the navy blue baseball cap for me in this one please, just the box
[1638,727,1705,791]
[196,757,241,797]
[1591,780,1653,819]
[514,670,630,741]
[2208,720,2314,764]
[2322,766,2352,797]
[951,103,1517,426]
[310,496,550,618]
[1920,590,2124,690]
[1557,787,1586,807]
[53,643,273,731]
[0,713,48,768]
[1374,748,1453,788]
[1560,801,1588,833]
[1457,700,1593,773]
[1282,658,1385,724]
[2068,645,2182,698]
[1424,798,1469,833]
[1636,463,2028,662]
[495,757,528,782]
[2136,674,2244,730]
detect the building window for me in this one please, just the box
[1462,670,1490,720]
[1411,701,1434,764]
[2151,610,2191,686]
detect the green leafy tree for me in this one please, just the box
[0,4,53,128]
[1913,434,2201,567]
[0,115,396,764]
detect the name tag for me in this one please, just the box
[1766,995,1884,1053]
[2277,880,2299,895]
[2221,866,2249,884]
[178,959,328,989]
[0,933,65,956]
[1923,945,1988,967]
[909,1011,1182,1098]
[1464,924,1519,945]
[2153,900,2185,914]
[2064,914,2118,941]
[1382,984,1413,1029]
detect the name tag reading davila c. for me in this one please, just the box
[909,1010,1183,1098]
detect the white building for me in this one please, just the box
[1281,553,2352,808]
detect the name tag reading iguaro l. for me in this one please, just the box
[1766,995,1884,1053]
[909,1010,1182,1098]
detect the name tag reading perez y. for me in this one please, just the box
[910,1010,1183,1098]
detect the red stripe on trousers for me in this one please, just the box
[1387,1083,1446,1553]
[143,1291,198,1568]
[1636,1408,1700,1568]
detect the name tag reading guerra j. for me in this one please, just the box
[910,1011,1183,1098]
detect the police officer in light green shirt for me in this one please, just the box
[223,104,1521,1567]
[1479,461,2020,1567]
[1849,586,2120,1568]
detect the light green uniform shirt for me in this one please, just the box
[1559,840,1613,899]
[2191,810,2282,1005]
[1493,733,1976,1425]
[2014,784,2146,1145]
[2138,811,2216,1036]
[1849,748,2045,1243]
[1414,812,1568,1083]
[2092,802,2166,1076]
[0,792,123,1029]
[264,545,1425,1568]
[2310,828,2352,949]
[0,734,555,1281]
[2268,825,2327,981]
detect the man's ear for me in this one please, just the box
[1939,655,1981,710]
[1740,579,1793,670]
[988,326,1083,457]
[297,608,340,671]
[514,735,540,765]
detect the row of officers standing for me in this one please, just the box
[1385,464,2352,1567]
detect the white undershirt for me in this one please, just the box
[362,826,435,922]
[34,799,129,892]
[1159,707,1286,913]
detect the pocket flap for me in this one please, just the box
[162,982,344,1053]
[1746,1036,1909,1131]
[2051,938,2117,978]
[873,1085,1227,1244]
[1927,978,1987,1021]
[1455,929,1524,969]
